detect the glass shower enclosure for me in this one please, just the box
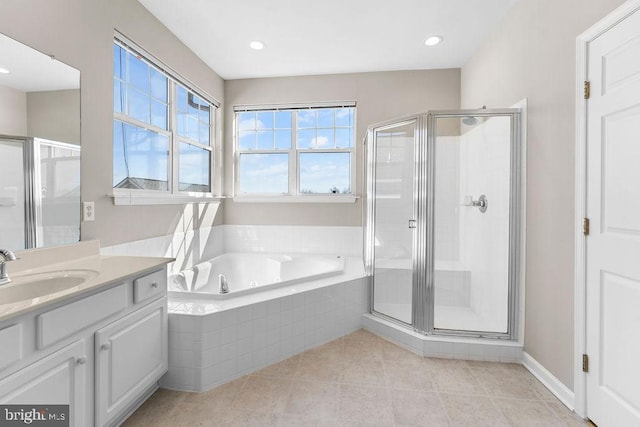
[0,136,80,250]
[365,109,521,338]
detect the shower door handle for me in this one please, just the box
[408,220,417,229]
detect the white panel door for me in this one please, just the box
[0,340,87,427]
[586,7,640,426]
[95,298,167,427]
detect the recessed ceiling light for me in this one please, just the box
[249,41,265,50]
[0,67,10,74]
[424,36,444,47]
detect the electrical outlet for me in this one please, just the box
[83,201,95,222]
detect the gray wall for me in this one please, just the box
[0,84,27,136]
[27,89,80,145]
[224,70,461,225]
[461,0,626,389]
[0,0,225,248]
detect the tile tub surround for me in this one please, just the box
[123,330,589,427]
[101,225,363,275]
[162,276,370,392]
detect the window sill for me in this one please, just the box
[109,189,224,206]
[232,195,359,204]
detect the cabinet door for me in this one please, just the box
[0,340,87,427]
[95,297,167,426]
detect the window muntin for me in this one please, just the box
[235,105,355,196]
[113,41,216,194]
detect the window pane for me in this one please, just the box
[299,152,351,194]
[177,86,188,113]
[128,54,149,91]
[335,108,353,127]
[188,93,199,117]
[114,81,124,113]
[179,142,210,192]
[239,131,256,150]
[150,68,167,102]
[316,129,334,148]
[297,110,316,128]
[187,116,199,141]
[199,107,210,125]
[238,112,256,130]
[275,111,292,128]
[151,100,167,129]
[127,87,150,123]
[257,130,274,149]
[297,129,316,148]
[317,109,334,128]
[239,153,288,194]
[199,122,210,146]
[113,120,168,190]
[257,111,274,129]
[177,113,187,136]
[274,129,291,149]
[335,128,353,148]
[114,45,124,80]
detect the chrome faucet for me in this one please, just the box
[218,273,229,294]
[0,249,18,286]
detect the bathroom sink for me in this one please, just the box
[0,269,99,305]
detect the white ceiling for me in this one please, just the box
[138,0,519,80]
[0,33,79,92]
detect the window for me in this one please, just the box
[113,39,217,196]
[235,104,355,197]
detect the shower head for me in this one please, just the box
[462,116,477,126]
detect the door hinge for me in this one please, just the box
[582,354,589,373]
[584,81,590,100]
[583,217,590,236]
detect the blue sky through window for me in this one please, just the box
[236,106,354,195]
[113,42,214,193]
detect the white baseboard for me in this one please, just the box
[522,351,575,410]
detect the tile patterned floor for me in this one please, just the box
[123,329,590,426]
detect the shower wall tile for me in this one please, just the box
[223,225,362,256]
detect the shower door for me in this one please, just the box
[426,111,520,337]
[0,137,28,250]
[367,117,422,325]
[366,109,521,338]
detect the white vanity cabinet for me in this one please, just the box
[0,265,169,427]
[95,297,167,426]
[0,339,87,425]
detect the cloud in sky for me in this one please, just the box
[311,136,330,148]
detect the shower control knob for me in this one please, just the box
[464,194,488,213]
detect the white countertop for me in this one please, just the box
[0,242,172,322]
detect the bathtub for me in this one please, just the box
[169,252,345,299]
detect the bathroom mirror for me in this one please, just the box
[0,32,81,251]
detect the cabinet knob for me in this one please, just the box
[76,356,87,365]
[101,343,111,351]
[151,282,158,288]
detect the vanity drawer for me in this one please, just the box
[37,284,128,349]
[133,269,165,304]
[0,324,22,371]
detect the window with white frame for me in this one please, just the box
[113,39,217,195]
[235,104,356,196]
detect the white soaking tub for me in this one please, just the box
[169,253,345,299]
